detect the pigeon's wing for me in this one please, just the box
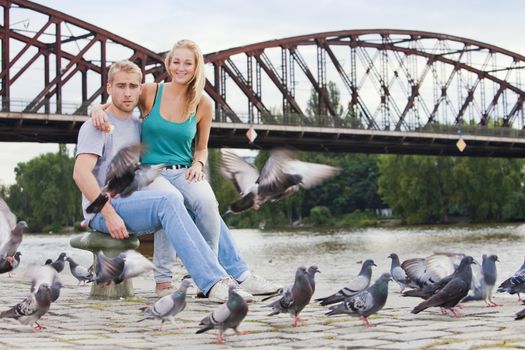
[73,264,94,281]
[27,265,59,293]
[151,294,176,318]
[0,222,26,258]
[392,266,410,284]
[419,277,469,309]
[120,165,164,197]
[402,257,444,286]
[0,293,37,320]
[105,144,143,181]
[95,251,125,283]
[121,250,154,280]
[349,289,374,313]
[256,149,297,195]
[284,160,342,189]
[425,253,458,281]
[200,303,231,326]
[220,149,260,194]
[0,196,16,249]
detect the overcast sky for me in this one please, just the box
[1,0,524,185]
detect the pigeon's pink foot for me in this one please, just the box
[449,309,463,318]
[32,322,46,332]
[216,335,225,344]
[361,316,376,327]
[293,315,303,327]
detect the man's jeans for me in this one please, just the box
[89,190,228,294]
[148,176,249,284]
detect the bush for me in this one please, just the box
[308,206,332,225]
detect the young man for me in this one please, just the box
[74,60,279,302]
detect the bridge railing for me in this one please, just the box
[2,99,525,139]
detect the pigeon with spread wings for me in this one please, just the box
[220,148,341,214]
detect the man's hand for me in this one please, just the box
[101,205,129,239]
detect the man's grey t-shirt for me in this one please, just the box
[76,112,141,223]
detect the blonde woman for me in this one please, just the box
[91,41,279,298]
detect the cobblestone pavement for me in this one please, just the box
[1,270,525,350]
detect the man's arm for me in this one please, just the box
[73,154,129,239]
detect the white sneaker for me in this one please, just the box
[239,274,282,295]
[207,277,253,303]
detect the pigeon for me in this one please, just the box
[196,285,249,343]
[86,144,163,213]
[316,259,376,306]
[28,265,60,294]
[0,251,21,276]
[49,252,67,273]
[402,273,454,300]
[388,253,411,292]
[138,280,191,331]
[44,259,53,265]
[515,308,525,320]
[66,257,94,285]
[95,250,154,285]
[463,254,500,307]
[412,256,475,317]
[497,256,525,301]
[326,273,392,327]
[0,283,52,332]
[0,221,28,264]
[220,148,341,214]
[267,266,314,327]
[306,265,320,292]
[401,252,465,288]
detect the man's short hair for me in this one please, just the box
[108,60,143,83]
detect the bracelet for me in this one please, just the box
[195,160,205,168]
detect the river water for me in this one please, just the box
[12,223,525,296]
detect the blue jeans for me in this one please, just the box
[147,176,249,284]
[88,190,228,294]
[161,168,220,253]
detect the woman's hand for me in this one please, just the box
[185,162,205,182]
[91,103,111,132]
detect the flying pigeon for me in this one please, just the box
[463,254,500,307]
[497,256,525,301]
[28,265,60,295]
[0,221,28,265]
[66,257,94,285]
[267,266,314,327]
[196,285,249,343]
[0,196,16,247]
[138,280,191,331]
[86,144,163,213]
[316,259,376,306]
[49,252,67,273]
[0,251,21,277]
[95,250,154,285]
[220,148,341,214]
[0,283,52,332]
[411,256,475,317]
[401,252,465,288]
[388,253,411,292]
[326,273,392,327]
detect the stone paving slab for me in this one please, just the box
[3,271,525,349]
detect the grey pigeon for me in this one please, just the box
[267,266,314,327]
[463,254,500,307]
[95,250,154,285]
[66,257,94,285]
[0,221,28,264]
[0,196,17,248]
[316,259,376,306]
[220,148,341,214]
[0,251,21,276]
[326,273,391,327]
[306,265,320,292]
[412,256,475,317]
[0,283,52,332]
[86,144,163,213]
[138,280,191,331]
[388,253,411,292]
[497,256,525,301]
[196,285,249,343]
[49,252,67,273]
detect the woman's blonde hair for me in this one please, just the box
[164,39,206,118]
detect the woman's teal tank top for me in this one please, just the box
[141,83,197,166]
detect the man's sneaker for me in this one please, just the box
[207,277,253,303]
[239,274,282,295]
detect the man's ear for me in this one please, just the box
[106,82,112,96]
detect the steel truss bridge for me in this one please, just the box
[2,0,525,157]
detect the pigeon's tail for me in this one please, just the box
[325,303,349,317]
[461,294,480,303]
[411,300,431,314]
[260,289,283,302]
[86,192,109,214]
[196,324,214,334]
[402,289,428,299]
[0,308,16,319]
[515,308,525,320]
[316,294,344,306]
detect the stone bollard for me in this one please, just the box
[70,231,140,299]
